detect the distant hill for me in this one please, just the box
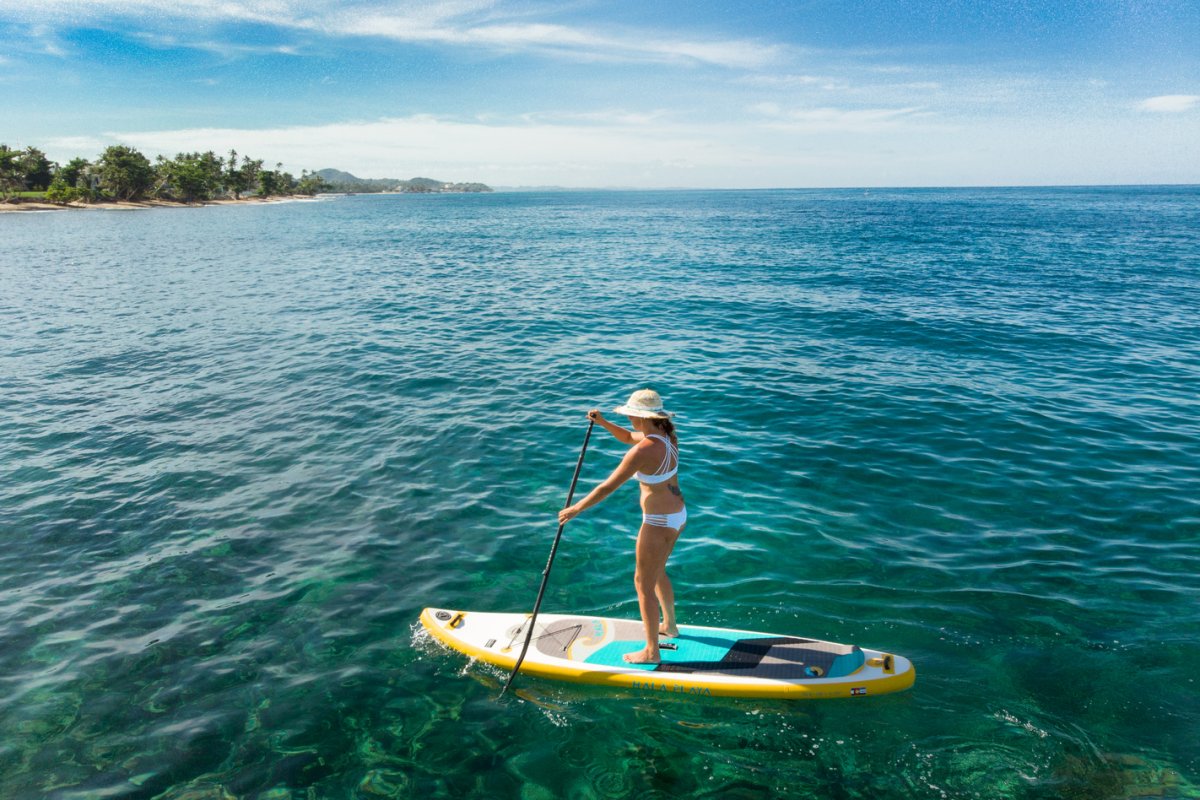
[315,169,491,194]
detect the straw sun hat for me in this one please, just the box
[613,389,675,419]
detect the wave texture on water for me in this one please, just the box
[2,188,1199,799]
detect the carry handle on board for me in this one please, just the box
[498,418,595,698]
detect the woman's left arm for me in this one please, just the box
[557,444,644,524]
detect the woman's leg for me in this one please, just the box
[656,522,684,636]
[656,571,678,637]
[624,523,681,664]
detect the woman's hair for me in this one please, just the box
[651,416,677,446]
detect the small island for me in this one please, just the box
[315,169,492,194]
[0,143,491,211]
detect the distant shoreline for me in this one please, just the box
[0,195,323,213]
[6,185,1196,215]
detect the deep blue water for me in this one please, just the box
[1,187,1199,799]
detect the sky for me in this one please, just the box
[1,0,1198,188]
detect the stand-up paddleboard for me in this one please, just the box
[420,608,915,700]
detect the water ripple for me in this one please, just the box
[2,188,1199,798]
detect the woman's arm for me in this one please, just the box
[588,410,643,445]
[557,443,644,524]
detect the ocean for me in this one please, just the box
[2,187,1198,799]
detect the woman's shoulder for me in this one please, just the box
[630,435,662,458]
[635,432,668,445]
[642,432,674,447]
[633,434,673,460]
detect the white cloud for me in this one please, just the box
[130,31,302,57]
[31,107,1200,189]
[1,0,296,27]
[322,12,774,66]
[1136,94,1200,113]
[41,135,111,153]
[748,103,929,133]
[29,24,69,56]
[98,115,756,184]
[516,109,672,126]
[0,0,777,68]
[739,73,823,87]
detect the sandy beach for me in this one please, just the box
[0,195,321,213]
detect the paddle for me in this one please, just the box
[499,417,595,698]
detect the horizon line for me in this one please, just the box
[389,182,1200,192]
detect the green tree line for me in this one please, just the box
[0,144,330,204]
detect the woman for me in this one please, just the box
[558,389,686,665]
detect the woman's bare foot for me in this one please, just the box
[623,647,661,664]
[659,624,679,638]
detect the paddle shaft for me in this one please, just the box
[499,418,595,698]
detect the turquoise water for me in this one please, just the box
[2,188,1198,799]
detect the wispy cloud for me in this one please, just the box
[748,102,929,132]
[322,10,775,66]
[515,108,673,126]
[0,0,777,68]
[738,73,825,87]
[0,0,295,28]
[26,23,69,56]
[1136,94,1199,113]
[130,31,302,58]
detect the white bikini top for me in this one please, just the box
[635,434,678,485]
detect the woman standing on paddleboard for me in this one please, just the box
[558,389,685,665]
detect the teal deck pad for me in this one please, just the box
[584,628,778,671]
[582,627,866,679]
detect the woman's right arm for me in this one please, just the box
[558,443,644,524]
[589,410,640,444]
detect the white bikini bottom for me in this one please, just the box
[642,506,687,531]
